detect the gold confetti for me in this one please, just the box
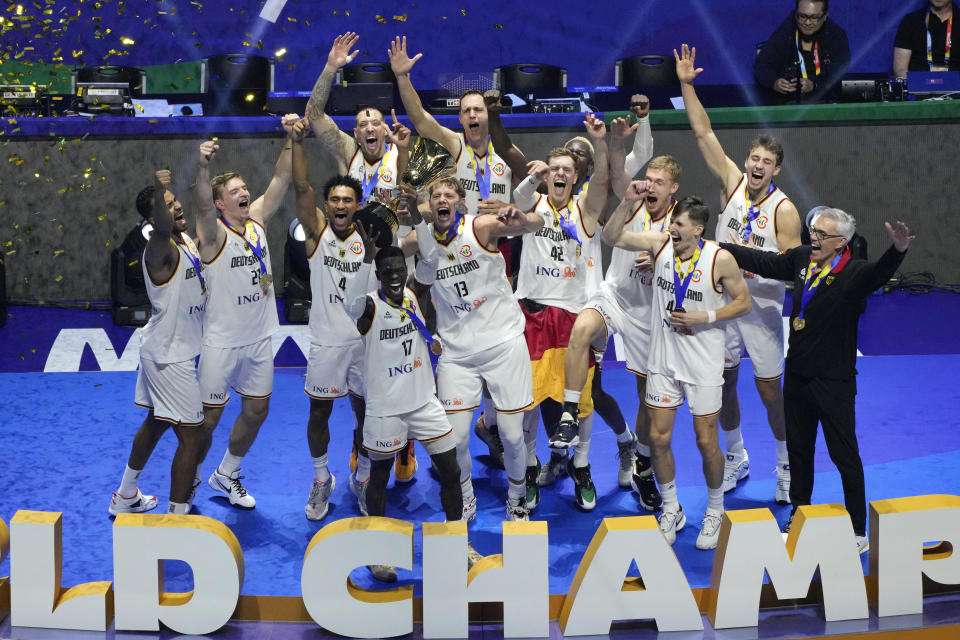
[274,47,286,57]
[105,240,111,247]
[120,37,134,45]
[393,14,407,22]
[97,214,108,221]
[53,249,64,257]
[494,23,503,29]
[460,9,466,16]
[375,15,386,23]
[54,275,63,282]
[241,41,251,47]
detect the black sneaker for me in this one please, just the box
[536,451,569,487]
[630,454,662,512]
[473,414,505,468]
[782,510,795,541]
[525,459,541,510]
[567,458,597,511]
[549,411,580,448]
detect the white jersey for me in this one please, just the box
[202,218,279,348]
[647,240,726,386]
[307,223,376,346]
[574,179,602,296]
[454,133,511,213]
[716,175,789,308]
[515,194,591,314]
[603,200,674,315]
[139,233,206,364]
[429,214,524,358]
[348,143,400,206]
[362,288,436,417]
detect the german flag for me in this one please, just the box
[520,302,594,415]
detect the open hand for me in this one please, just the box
[389,36,422,75]
[673,44,703,85]
[328,32,359,69]
[885,220,915,252]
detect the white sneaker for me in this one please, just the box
[775,463,791,504]
[467,542,483,570]
[208,467,256,509]
[722,448,750,492]
[109,488,158,516]
[505,495,529,521]
[616,431,637,488]
[368,565,397,582]
[349,472,369,516]
[855,535,869,555]
[305,475,336,521]
[462,496,477,522]
[658,505,686,545]
[696,511,723,550]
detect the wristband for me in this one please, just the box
[707,310,717,324]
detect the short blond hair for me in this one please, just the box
[211,171,242,201]
[646,155,682,183]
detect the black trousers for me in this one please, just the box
[782,371,866,535]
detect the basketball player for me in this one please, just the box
[558,152,683,513]
[677,44,801,501]
[410,178,542,521]
[305,32,410,205]
[388,36,519,213]
[193,118,296,509]
[109,170,205,516]
[344,238,466,582]
[603,186,752,549]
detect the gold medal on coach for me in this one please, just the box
[792,316,805,331]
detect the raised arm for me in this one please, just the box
[474,205,544,248]
[580,112,608,233]
[775,199,802,250]
[249,114,298,226]
[719,241,797,282]
[608,117,632,199]
[388,36,461,156]
[671,249,751,329]
[485,89,527,187]
[849,221,913,295]
[194,140,224,263]
[288,116,323,255]
[347,224,378,331]
[385,108,412,179]
[143,169,179,282]
[305,32,360,171]
[601,180,668,253]
[512,160,548,211]
[675,44,742,198]
[623,94,653,177]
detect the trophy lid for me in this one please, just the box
[355,202,399,250]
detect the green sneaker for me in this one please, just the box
[567,458,597,511]
[525,459,541,510]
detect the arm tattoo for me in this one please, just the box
[306,68,336,122]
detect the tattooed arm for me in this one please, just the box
[306,32,360,173]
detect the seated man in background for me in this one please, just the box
[893,0,960,77]
[754,0,849,103]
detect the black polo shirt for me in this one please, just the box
[894,5,960,72]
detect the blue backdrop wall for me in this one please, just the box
[0,0,921,90]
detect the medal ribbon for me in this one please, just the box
[927,9,953,68]
[548,197,581,246]
[575,176,590,199]
[221,217,267,276]
[173,234,206,293]
[378,291,439,370]
[795,30,821,78]
[797,250,844,320]
[465,136,494,200]
[433,211,464,244]
[360,143,391,205]
[642,199,676,232]
[672,238,704,311]
[743,182,776,242]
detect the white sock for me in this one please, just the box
[522,410,539,466]
[461,477,475,505]
[507,478,525,500]
[118,465,142,497]
[723,426,744,455]
[218,451,243,476]
[634,441,651,458]
[572,414,593,466]
[660,480,679,511]
[355,454,372,483]
[707,486,724,514]
[312,455,330,483]
[168,502,189,514]
[563,389,581,404]
[194,462,203,483]
[776,439,789,466]
[616,429,635,444]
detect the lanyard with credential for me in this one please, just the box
[548,197,581,246]
[378,290,439,370]
[672,238,704,312]
[795,30,821,78]
[743,182,775,243]
[221,217,268,277]
[360,144,391,205]
[927,9,953,68]
[465,136,494,200]
[794,250,844,330]
[173,234,207,294]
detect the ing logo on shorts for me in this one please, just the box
[350,241,363,255]
[755,216,768,229]
[492,163,505,176]
[459,245,472,258]
[691,269,702,283]
[381,170,393,183]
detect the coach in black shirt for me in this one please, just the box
[721,209,913,553]
[893,0,960,78]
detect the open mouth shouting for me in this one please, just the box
[435,204,452,227]
[551,177,568,200]
[363,134,380,155]
[238,196,250,211]
[384,272,405,298]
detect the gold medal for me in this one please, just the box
[430,339,443,355]
[792,316,805,331]
[260,273,273,289]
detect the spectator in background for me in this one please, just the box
[893,0,960,78]
[754,0,850,103]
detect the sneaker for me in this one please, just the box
[109,488,158,516]
[349,472,369,516]
[537,451,569,487]
[658,506,686,544]
[855,535,869,555]
[549,411,580,448]
[616,432,637,488]
[781,510,795,542]
[567,458,597,511]
[462,496,477,522]
[368,565,398,582]
[774,463,790,504]
[505,495,529,521]
[305,475,336,521]
[208,467,256,509]
[186,475,201,510]
[394,441,418,483]
[350,442,359,474]
[696,511,723,550]
[722,448,750,492]
[474,414,505,468]
[631,454,663,512]
[467,542,483,570]
[525,460,541,510]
